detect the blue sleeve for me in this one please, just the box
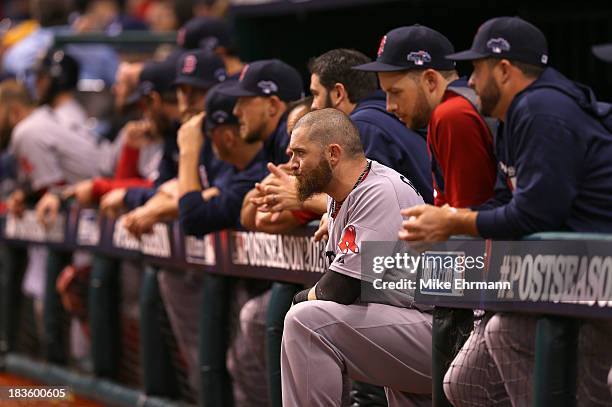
[124,187,157,210]
[476,114,583,238]
[473,167,513,211]
[178,177,253,237]
[154,138,179,188]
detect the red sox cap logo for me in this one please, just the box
[377,35,387,58]
[239,64,250,82]
[182,55,197,74]
[338,225,359,254]
[177,28,186,46]
[407,50,432,66]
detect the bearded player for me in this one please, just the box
[280,108,433,406]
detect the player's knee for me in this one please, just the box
[283,300,327,338]
[443,362,467,407]
[484,313,503,350]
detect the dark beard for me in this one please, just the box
[409,87,433,130]
[479,77,501,117]
[296,157,332,202]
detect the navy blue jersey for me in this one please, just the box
[179,148,268,237]
[262,113,290,165]
[351,90,433,204]
[477,68,612,238]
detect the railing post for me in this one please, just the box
[140,266,180,398]
[199,273,233,407]
[534,316,579,407]
[89,253,121,377]
[0,244,28,354]
[266,281,301,407]
[43,248,72,364]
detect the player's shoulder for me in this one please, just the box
[353,161,423,207]
[14,107,56,135]
[434,92,481,124]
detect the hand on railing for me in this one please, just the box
[100,188,127,219]
[6,189,26,218]
[36,192,62,229]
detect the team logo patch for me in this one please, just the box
[338,225,359,254]
[182,55,197,74]
[407,51,432,66]
[200,36,219,51]
[541,54,548,64]
[239,64,249,82]
[486,38,511,54]
[377,35,387,58]
[211,110,229,124]
[214,68,227,82]
[257,80,278,95]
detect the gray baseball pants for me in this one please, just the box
[445,313,612,407]
[281,300,433,407]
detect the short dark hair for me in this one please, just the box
[308,49,377,104]
[293,108,364,158]
[287,95,313,115]
[487,58,544,79]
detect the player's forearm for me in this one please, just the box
[144,193,179,221]
[178,150,201,198]
[240,188,259,230]
[302,193,327,215]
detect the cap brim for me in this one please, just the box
[352,61,411,72]
[125,89,146,105]
[593,44,612,63]
[216,82,258,97]
[172,76,216,90]
[445,49,489,61]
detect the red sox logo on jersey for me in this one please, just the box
[377,35,387,58]
[182,55,197,74]
[338,225,359,254]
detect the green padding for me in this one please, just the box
[199,274,233,407]
[89,255,121,377]
[0,244,27,353]
[4,353,186,407]
[140,267,180,398]
[266,282,301,407]
[534,316,579,407]
[525,232,612,241]
[44,249,72,364]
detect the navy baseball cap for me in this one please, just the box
[204,81,240,133]
[446,17,549,66]
[218,59,304,102]
[177,16,232,51]
[174,50,227,90]
[353,25,456,72]
[127,53,180,104]
[593,43,612,63]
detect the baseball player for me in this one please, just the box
[402,17,612,406]
[281,108,432,407]
[353,25,498,406]
[176,16,245,78]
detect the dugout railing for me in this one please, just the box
[0,207,611,406]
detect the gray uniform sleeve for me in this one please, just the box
[13,130,64,190]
